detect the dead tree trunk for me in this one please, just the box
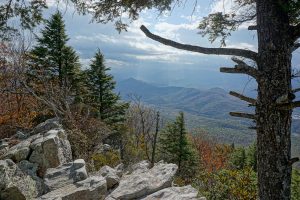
[255,1,293,199]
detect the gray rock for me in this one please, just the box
[103,144,111,151]
[17,160,47,195]
[114,163,124,177]
[94,144,112,154]
[72,159,86,170]
[15,131,29,140]
[31,118,62,135]
[44,159,88,192]
[130,160,151,173]
[29,129,72,177]
[38,176,107,200]
[2,139,31,162]
[141,185,205,200]
[106,162,178,200]
[98,165,120,189]
[0,146,9,157]
[0,141,9,150]
[0,159,43,199]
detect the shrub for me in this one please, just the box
[92,150,121,170]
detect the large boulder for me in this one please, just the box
[0,159,44,199]
[141,185,206,200]
[44,159,88,191]
[106,161,178,200]
[29,128,72,177]
[38,176,107,200]
[97,165,120,189]
[31,118,62,135]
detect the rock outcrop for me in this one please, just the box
[0,119,206,200]
[44,159,88,192]
[141,185,205,200]
[106,162,177,200]
[29,128,72,176]
[97,165,120,189]
[38,176,107,200]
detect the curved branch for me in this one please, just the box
[140,25,258,61]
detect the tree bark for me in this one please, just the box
[151,111,160,167]
[256,1,293,199]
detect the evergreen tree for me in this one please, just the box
[230,147,246,170]
[84,49,128,124]
[246,142,257,172]
[28,11,81,93]
[159,112,197,176]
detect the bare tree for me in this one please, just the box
[0,32,36,136]
[126,95,162,163]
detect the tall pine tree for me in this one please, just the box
[159,112,197,176]
[28,11,81,93]
[84,49,128,124]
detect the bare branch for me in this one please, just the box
[248,25,257,30]
[229,91,256,104]
[277,101,300,110]
[292,88,300,93]
[288,157,299,166]
[248,126,258,130]
[220,65,259,79]
[140,25,258,61]
[21,81,64,116]
[229,112,257,120]
[220,57,260,79]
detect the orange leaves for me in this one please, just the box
[0,92,38,138]
[0,39,39,138]
[191,131,233,172]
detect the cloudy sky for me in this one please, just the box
[44,0,300,92]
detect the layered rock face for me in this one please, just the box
[0,119,206,200]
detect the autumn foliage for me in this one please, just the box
[191,130,233,172]
[0,40,39,138]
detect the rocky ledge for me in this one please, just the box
[0,118,206,200]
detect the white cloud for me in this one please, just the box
[153,22,198,41]
[211,0,234,14]
[125,54,194,65]
[46,0,68,9]
[106,59,127,67]
[74,34,118,44]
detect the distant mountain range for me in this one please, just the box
[115,78,300,149]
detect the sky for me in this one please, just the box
[43,0,300,93]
